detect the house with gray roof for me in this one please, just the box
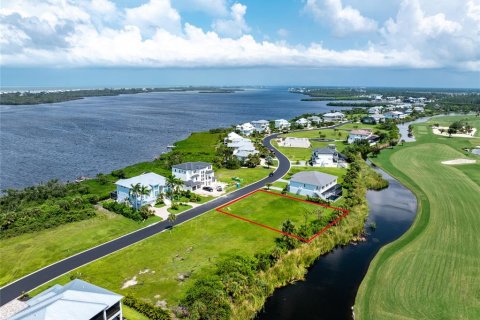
[115,172,167,207]
[288,171,342,200]
[172,162,215,191]
[9,279,122,320]
[311,145,347,168]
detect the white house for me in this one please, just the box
[10,279,123,320]
[251,120,270,133]
[116,172,166,207]
[307,116,322,124]
[236,122,255,136]
[413,106,425,112]
[347,129,373,144]
[323,112,345,122]
[368,106,383,114]
[288,171,342,200]
[311,145,347,168]
[295,118,309,127]
[172,162,215,191]
[384,111,405,119]
[224,132,259,161]
[224,132,245,144]
[274,119,291,130]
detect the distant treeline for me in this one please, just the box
[0,87,242,105]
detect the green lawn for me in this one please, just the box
[31,207,282,306]
[167,203,192,214]
[220,191,330,235]
[123,305,151,320]
[216,166,272,190]
[336,122,378,131]
[355,116,480,320]
[0,210,160,287]
[282,129,348,140]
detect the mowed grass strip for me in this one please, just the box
[0,210,160,286]
[220,191,332,236]
[355,140,480,319]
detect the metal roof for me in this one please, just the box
[290,171,337,187]
[115,172,166,189]
[10,279,122,320]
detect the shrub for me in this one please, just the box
[101,201,142,221]
[123,296,171,320]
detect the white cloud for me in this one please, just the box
[211,3,250,38]
[125,0,181,36]
[0,0,478,71]
[305,0,378,36]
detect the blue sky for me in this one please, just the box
[1,0,479,88]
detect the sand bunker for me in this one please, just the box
[441,159,477,165]
[432,127,477,138]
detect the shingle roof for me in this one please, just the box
[290,171,337,186]
[172,162,211,171]
[115,172,166,189]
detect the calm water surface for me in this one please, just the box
[0,88,347,189]
[257,166,417,320]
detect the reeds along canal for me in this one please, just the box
[256,165,417,320]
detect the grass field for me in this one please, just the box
[282,129,349,140]
[0,210,160,287]
[355,115,480,319]
[167,203,192,214]
[216,166,272,190]
[220,191,332,237]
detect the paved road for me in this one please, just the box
[0,133,290,305]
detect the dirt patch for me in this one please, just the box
[441,159,477,165]
[122,276,137,289]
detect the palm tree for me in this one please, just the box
[168,212,177,227]
[129,183,141,210]
[139,185,150,208]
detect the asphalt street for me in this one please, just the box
[0,133,290,305]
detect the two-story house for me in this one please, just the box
[347,129,373,144]
[115,172,167,207]
[251,120,270,133]
[274,119,291,130]
[288,171,342,200]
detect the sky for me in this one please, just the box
[1,0,479,88]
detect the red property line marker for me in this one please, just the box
[216,190,349,243]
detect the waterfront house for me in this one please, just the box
[311,145,347,167]
[323,112,345,122]
[274,119,291,130]
[236,122,255,136]
[224,132,245,144]
[295,118,309,127]
[288,171,342,200]
[172,162,215,191]
[10,279,123,320]
[116,172,166,207]
[251,120,270,133]
[307,116,322,124]
[368,106,383,114]
[347,129,373,144]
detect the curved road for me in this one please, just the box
[0,133,290,305]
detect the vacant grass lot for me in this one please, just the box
[282,129,349,140]
[216,166,271,190]
[31,208,281,306]
[0,210,160,287]
[220,191,332,236]
[355,117,480,320]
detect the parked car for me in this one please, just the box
[269,172,274,177]
[203,186,214,192]
[216,186,223,192]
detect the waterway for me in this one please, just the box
[256,165,417,320]
[0,88,351,190]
